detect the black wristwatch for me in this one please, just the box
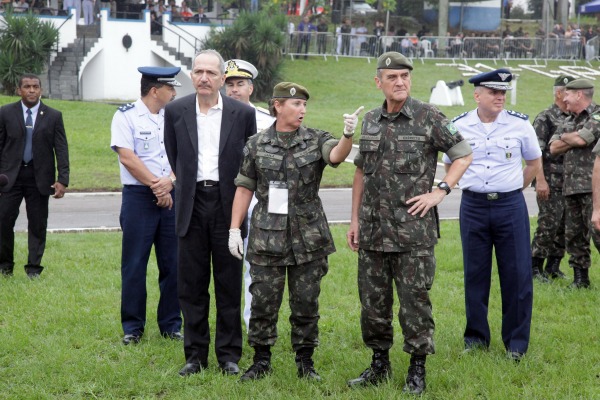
[437,181,451,195]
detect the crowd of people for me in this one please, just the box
[2,46,600,395]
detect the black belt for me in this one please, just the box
[197,180,219,187]
[22,160,33,167]
[462,189,521,201]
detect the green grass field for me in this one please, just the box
[2,57,599,398]
[1,224,599,399]
[0,58,590,190]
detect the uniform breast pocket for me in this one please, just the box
[394,142,424,174]
[359,136,381,174]
[494,138,521,163]
[134,131,158,154]
[295,150,321,184]
[257,156,283,182]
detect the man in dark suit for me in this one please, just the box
[164,49,256,376]
[0,73,70,278]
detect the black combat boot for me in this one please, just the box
[545,256,566,279]
[402,355,426,395]
[570,267,591,289]
[240,346,273,382]
[295,347,321,381]
[532,257,549,282]
[347,350,391,387]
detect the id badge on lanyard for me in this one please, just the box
[268,181,288,215]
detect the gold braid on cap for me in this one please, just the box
[225,60,253,79]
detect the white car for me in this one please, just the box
[351,2,377,15]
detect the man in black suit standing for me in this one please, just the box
[164,49,256,376]
[0,74,70,278]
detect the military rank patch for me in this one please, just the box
[118,103,135,112]
[446,122,458,135]
[592,114,600,121]
[243,146,249,156]
[507,110,529,120]
[452,111,468,122]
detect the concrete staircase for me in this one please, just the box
[47,25,99,100]
[154,39,193,70]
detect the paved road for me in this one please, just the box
[15,187,539,233]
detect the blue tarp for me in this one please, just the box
[580,0,600,14]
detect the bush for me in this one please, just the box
[0,12,58,95]
[201,11,286,101]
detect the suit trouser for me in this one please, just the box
[119,185,181,336]
[0,164,49,274]
[178,184,242,365]
[460,190,532,354]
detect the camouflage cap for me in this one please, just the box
[554,74,575,87]
[272,82,310,100]
[565,78,595,90]
[377,51,413,71]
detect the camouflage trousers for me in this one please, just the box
[358,247,436,356]
[247,257,328,351]
[531,190,565,258]
[565,193,600,269]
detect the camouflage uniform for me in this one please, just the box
[354,97,471,355]
[551,103,600,270]
[531,104,567,259]
[234,124,339,351]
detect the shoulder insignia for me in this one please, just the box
[256,106,270,115]
[452,111,468,123]
[592,114,600,121]
[118,103,135,112]
[507,110,529,120]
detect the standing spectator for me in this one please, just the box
[549,78,600,288]
[0,74,70,278]
[346,52,472,394]
[110,66,183,345]
[340,18,352,55]
[371,20,384,56]
[444,69,541,361]
[83,0,94,25]
[223,58,275,331]
[316,17,329,54]
[229,82,357,382]
[297,16,316,60]
[356,19,368,55]
[164,50,256,376]
[584,25,597,60]
[531,75,574,280]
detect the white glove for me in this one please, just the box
[228,228,244,260]
[343,106,365,136]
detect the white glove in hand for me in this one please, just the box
[228,228,244,260]
[343,106,365,135]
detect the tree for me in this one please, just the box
[201,11,286,101]
[0,12,59,95]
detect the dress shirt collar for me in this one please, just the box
[21,100,40,116]
[196,92,224,114]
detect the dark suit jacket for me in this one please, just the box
[0,100,69,195]
[164,93,256,237]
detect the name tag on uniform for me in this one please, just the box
[268,181,288,215]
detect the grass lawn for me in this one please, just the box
[0,58,592,191]
[1,223,599,399]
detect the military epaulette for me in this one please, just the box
[256,106,270,115]
[118,103,135,112]
[452,111,468,122]
[506,110,529,120]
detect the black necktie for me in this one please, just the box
[23,109,33,163]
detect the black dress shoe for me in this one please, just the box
[163,332,184,341]
[0,268,14,277]
[179,362,206,376]
[219,361,240,375]
[122,334,141,345]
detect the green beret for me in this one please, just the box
[566,78,594,90]
[377,51,413,71]
[272,82,310,100]
[554,74,575,87]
